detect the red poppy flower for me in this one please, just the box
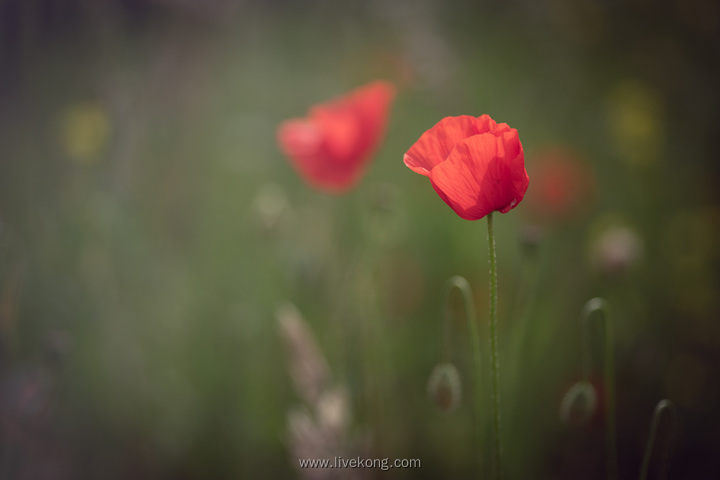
[277,81,396,194]
[404,115,529,220]
[523,146,595,224]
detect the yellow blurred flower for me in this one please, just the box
[56,101,111,164]
[605,79,665,167]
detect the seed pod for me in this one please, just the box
[559,380,598,428]
[427,363,462,412]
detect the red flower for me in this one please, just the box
[404,115,529,220]
[277,81,396,194]
[523,146,595,224]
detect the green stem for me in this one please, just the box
[639,400,676,480]
[352,185,394,455]
[444,275,482,472]
[581,298,616,480]
[487,213,503,480]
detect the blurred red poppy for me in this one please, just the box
[523,146,595,224]
[404,115,529,220]
[277,81,396,194]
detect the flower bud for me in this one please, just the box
[559,380,598,428]
[427,363,462,413]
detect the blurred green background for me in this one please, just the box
[1,0,719,478]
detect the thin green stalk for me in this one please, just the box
[487,213,503,480]
[581,298,616,480]
[444,275,482,468]
[639,400,676,480]
[351,185,395,454]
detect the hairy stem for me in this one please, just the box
[487,213,503,480]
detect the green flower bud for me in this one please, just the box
[559,380,598,428]
[427,363,462,413]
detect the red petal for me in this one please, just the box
[278,81,396,193]
[475,114,500,133]
[347,80,396,166]
[403,116,480,176]
[428,130,527,220]
[499,130,529,213]
[277,119,323,161]
[309,107,361,162]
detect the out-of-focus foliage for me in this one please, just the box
[1,0,719,479]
